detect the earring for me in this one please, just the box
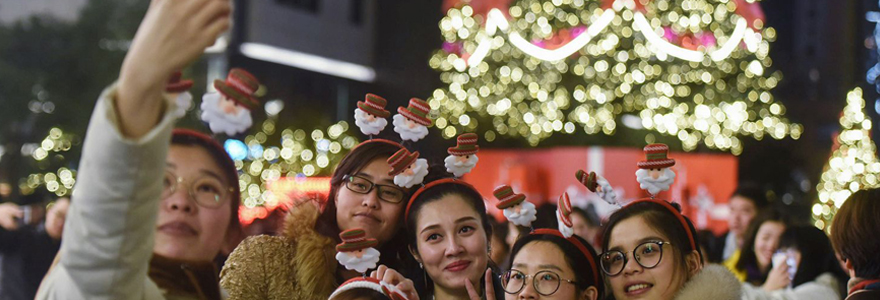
[419,262,423,269]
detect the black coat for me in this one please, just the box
[0,224,60,300]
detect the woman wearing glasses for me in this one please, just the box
[37,0,237,298]
[599,200,742,300]
[403,178,503,300]
[220,138,417,299]
[495,228,604,300]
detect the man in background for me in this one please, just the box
[0,192,69,300]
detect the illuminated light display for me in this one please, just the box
[429,0,800,153]
[813,88,880,231]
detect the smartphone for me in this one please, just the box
[14,205,31,227]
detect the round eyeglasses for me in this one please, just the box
[599,241,672,276]
[161,171,235,208]
[501,270,577,296]
[343,175,406,204]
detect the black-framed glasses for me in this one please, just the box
[161,170,235,209]
[343,174,406,204]
[501,270,577,296]
[599,241,672,276]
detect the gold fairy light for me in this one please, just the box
[233,118,357,209]
[813,87,880,231]
[20,127,78,197]
[429,0,799,152]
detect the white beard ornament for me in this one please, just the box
[635,144,677,197]
[200,92,253,136]
[199,68,260,136]
[354,93,391,136]
[393,98,432,142]
[556,192,574,238]
[165,71,194,119]
[335,228,381,274]
[494,185,537,227]
[445,133,480,177]
[173,92,193,118]
[575,170,619,206]
[387,148,428,189]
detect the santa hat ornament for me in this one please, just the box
[444,133,480,177]
[354,93,391,137]
[200,68,261,136]
[166,71,194,118]
[329,277,409,300]
[494,185,537,227]
[387,148,429,189]
[335,228,381,274]
[635,143,677,197]
[393,98,433,142]
[638,143,676,169]
[575,170,619,206]
[556,192,574,238]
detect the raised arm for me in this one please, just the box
[37,0,230,299]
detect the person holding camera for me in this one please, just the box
[0,197,70,300]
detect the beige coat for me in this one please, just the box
[674,264,743,300]
[36,84,220,300]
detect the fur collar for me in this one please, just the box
[282,202,338,299]
[675,264,742,300]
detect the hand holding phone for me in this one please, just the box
[0,202,23,230]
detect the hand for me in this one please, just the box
[370,265,419,300]
[465,268,495,300]
[762,262,791,291]
[117,0,231,137]
[0,202,23,231]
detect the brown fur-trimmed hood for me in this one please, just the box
[283,202,338,299]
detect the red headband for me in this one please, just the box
[351,138,404,151]
[530,229,600,288]
[625,198,697,252]
[404,178,478,224]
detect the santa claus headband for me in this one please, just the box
[623,198,697,252]
[329,277,409,300]
[350,138,405,152]
[528,228,600,289]
[404,178,479,224]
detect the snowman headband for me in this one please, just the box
[622,198,697,252]
[329,277,409,300]
[527,228,600,288]
[404,178,479,224]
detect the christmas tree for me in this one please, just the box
[428,0,800,153]
[813,87,880,231]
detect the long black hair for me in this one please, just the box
[735,208,791,284]
[313,139,409,269]
[779,226,847,296]
[602,200,703,277]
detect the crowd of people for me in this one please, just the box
[1,1,879,300]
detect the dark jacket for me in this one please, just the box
[0,224,61,300]
[847,279,880,300]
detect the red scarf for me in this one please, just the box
[849,279,880,295]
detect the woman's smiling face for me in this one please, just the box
[605,216,688,300]
[412,194,489,293]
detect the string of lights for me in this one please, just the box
[812,87,880,231]
[428,0,801,153]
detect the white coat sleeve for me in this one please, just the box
[36,83,177,300]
